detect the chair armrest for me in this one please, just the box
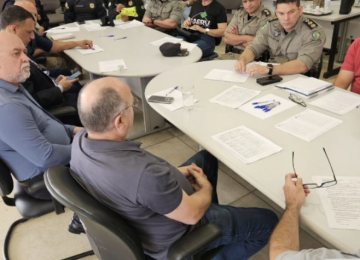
[49,106,77,118]
[19,174,46,194]
[167,223,222,260]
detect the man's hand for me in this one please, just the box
[178,163,205,186]
[235,58,247,73]
[143,17,152,25]
[121,15,129,22]
[116,4,125,12]
[190,25,205,33]
[182,17,191,28]
[242,41,252,48]
[77,40,93,49]
[188,167,211,191]
[228,24,239,35]
[182,1,188,7]
[38,26,45,36]
[283,174,310,211]
[58,76,79,92]
[73,127,83,136]
[245,64,269,76]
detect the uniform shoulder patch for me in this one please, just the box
[268,17,278,22]
[262,9,271,17]
[303,18,319,30]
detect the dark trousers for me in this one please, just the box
[181,150,278,259]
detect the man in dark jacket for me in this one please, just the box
[64,0,107,23]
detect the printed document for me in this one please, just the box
[310,90,360,115]
[209,86,260,109]
[276,77,332,95]
[276,109,342,141]
[313,176,360,230]
[76,45,104,55]
[99,59,127,73]
[204,69,249,83]
[212,126,282,164]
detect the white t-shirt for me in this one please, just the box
[276,248,360,260]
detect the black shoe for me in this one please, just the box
[68,214,85,235]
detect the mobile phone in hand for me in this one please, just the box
[67,71,82,81]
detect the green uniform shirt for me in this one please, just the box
[144,0,183,26]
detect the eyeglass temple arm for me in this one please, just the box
[323,148,337,181]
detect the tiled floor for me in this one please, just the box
[0,46,339,259]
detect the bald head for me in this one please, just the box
[78,77,133,133]
[15,0,37,21]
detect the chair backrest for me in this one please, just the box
[1,0,10,12]
[40,0,60,12]
[0,159,14,198]
[44,166,148,260]
[217,0,242,11]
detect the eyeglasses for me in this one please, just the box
[289,93,307,107]
[113,97,139,120]
[292,148,337,189]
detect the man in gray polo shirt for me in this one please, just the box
[70,77,278,260]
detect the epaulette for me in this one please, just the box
[303,18,319,29]
[268,17,278,22]
[262,9,271,17]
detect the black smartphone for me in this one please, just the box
[256,75,283,86]
[148,95,174,104]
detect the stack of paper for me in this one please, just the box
[204,69,249,83]
[212,126,282,164]
[276,77,333,98]
[276,109,342,141]
[76,45,104,55]
[310,90,360,115]
[83,24,107,31]
[99,59,127,73]
[313,176,360,231]
[150,37,182,46]
[50,33,75,41]
[47,27,80,34]
[209,86,260,109]
[116,20,144,29]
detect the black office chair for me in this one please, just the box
[0,160,92,260]
[45,166,224,260]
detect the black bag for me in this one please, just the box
[176,28,200,42]
[100,16,115,27]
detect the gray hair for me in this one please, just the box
[0,6,34,29]
[78,86,128,133]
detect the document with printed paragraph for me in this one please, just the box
[209,86,260,109]
[276,109,342,142]
[313,176,360,230]
[212,126,282,164]
[310,90,360,115]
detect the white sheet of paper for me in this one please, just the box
[240,94,296,120]
[209,86,261,109]
[50,33,75,41]
[212,126,282,164]
[99,59,127,73]
[114,20,126,26]
[310,90,360,115]
[180,41,197,51]
[276,109,342,142]
[46,27,80,34]
[204,69,228,81]
[150,37,182,46]
[116,20,144,29]
[76,45,104,55]
[147,88,198,112]
[276,77,332,95]
[204,69,249,83]
[84,24,107,31]
[313,176,360,230]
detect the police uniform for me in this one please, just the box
[107,0,145,21]
[247,15,326,70]
[35,0,50,30]
[225,4,271,51]
[64,0,107,24]
[144,0,184,26]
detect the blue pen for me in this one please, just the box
[166,86,178,96]
[100,34,115,38]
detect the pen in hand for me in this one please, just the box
[166,86,178,96]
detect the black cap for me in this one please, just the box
[159,42,189,57]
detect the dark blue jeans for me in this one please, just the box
[181,150,278,259]
[193,34,216,58]
[48,68,83,94]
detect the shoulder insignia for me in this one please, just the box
[269,17,278,22]
[262,9,271,17]
[303,18,319,29]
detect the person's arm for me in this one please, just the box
[235,48,256,72]
[0,103,72,168]
[224,33,255,46]
[64,0,76,24]
[50,40,93,53]
[334,40,357,90]
[33,48,46,58]
[246,59,308,76]
[269,174,310,260]
[334,70,355,90]
[153,18,178,29]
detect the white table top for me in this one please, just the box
[304,6,360,22]
[145,60,360,254]
[47,22,202,78]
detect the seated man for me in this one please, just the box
[270,174,360,260]
[1,6,82,111]
[220,0,271,60]
[107,0,145,22]
[70,77,279,260]
[0,32,81,200]
[334,38,360,95]
[15,1,93,69]
[142,0,183,35]
[64,0,107,24]
[235,0,325,77]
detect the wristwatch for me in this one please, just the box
[266,64,273,75]
[151,18,155,24]
[204,28,210,35]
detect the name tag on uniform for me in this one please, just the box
[200,12,207,18]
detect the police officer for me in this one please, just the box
[64,0,107,24]
[235,0,325,77]
[224,0,271,54]
[142,0,183,34]
[107,0,145,21]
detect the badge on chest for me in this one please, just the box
[90,3,95,8]
[128,0,133,6]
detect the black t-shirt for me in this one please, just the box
[189,0,227,29]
